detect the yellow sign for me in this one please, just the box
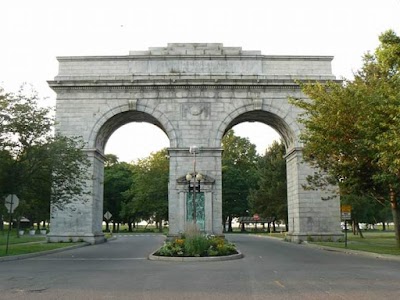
[341,205,352,220]
[341,205,352,213]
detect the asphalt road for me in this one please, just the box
[0,233,399,299]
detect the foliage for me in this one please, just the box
[105,153,119,167]
[341,194,392,226]
[222,130,259,231]
[122,149,169,230]
[0,85,90,223]
[49,135,91,209]
[103,156,134,224]
[249,141,287,223]
[0,85,53,157]
[289,29,400,246]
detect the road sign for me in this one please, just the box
[104,211,112,220]
[341,205,352,220]
[5,194,19,213]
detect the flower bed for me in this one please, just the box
[155,234,238,257]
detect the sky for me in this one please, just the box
[1,0,399,162]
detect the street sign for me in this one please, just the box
[341,205,352,220]
[5,194,19,213]
[104,211,112,220]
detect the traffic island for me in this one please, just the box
[148,232,243,262]
[149,250,243,262]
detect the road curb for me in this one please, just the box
[148,249,244,262]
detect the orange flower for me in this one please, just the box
[175,239,185,246]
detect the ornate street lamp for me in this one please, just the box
[186,146,203,225]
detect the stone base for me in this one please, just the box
[149,249,243,262]
[287,232,343,243]
[47,233,105,244]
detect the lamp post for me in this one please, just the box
[186,146,203,225]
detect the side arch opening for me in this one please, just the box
[220,116,288,234]
[95,111,170,154]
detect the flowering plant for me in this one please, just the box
[155,233,237,257]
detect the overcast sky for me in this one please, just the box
[1,0,399,162]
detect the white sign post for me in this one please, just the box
[341,205,352,248]
[104,211,112,233]
[5,194,20,255]
[104,211,112,221]
[5,194,19,213]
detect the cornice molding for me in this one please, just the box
[48,82,307,91]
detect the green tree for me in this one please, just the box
[222,130,259,232]
[249,141,287,230]
[48,135,90,209]
[0,85,90,227]
[123,149,169,232]
[105,153,119,167]
[290,29,400,246]
[104,155,134,232]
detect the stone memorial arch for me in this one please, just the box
[48,43,342,244]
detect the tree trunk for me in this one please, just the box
[382,221,386,231]
[228,215,233,232]
[273,221,276,232]
[128,221,132,232]
[352,221,357,235]
[16,218,21,238]
[105,221,109,232]
[0,214,3,231]
[222,216,227,233]
[240,222,246,232]
[356,223,364,238]
[158,221,163,233]
[389,188,400,248]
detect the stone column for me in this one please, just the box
[47,149,105,244]
[286,148,342,242]
[168,147,223,236]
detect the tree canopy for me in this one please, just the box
[249,140,287,226]
[290,29,400,246]
[103,155,134,228]
[222,130,259,231]
[0,85,90,227]
[121,149,169,231]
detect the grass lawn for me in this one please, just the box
[233,229,400,256]
[312,231,400,256]
[0,230,84,257]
